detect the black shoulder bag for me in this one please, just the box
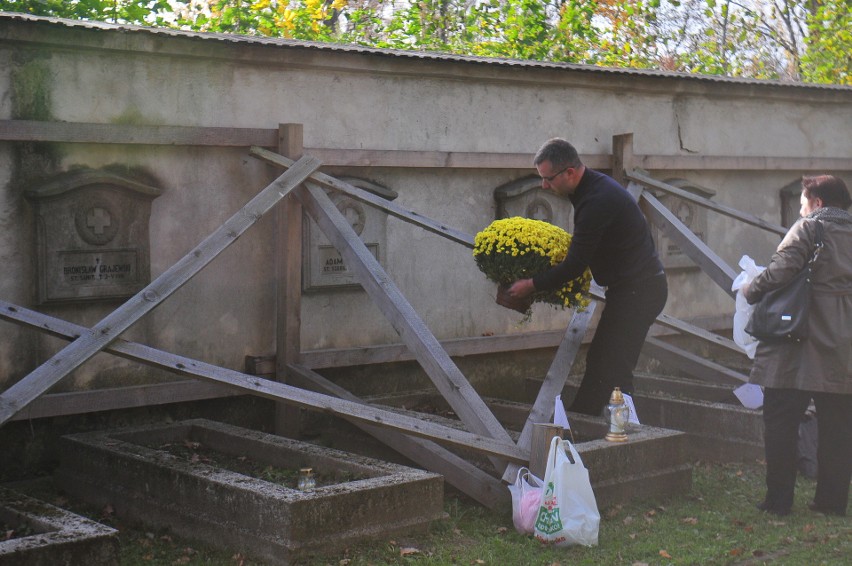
[745,221,824,342]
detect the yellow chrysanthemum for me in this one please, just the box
[473,217,591,312]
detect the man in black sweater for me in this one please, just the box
[507,138,667,416]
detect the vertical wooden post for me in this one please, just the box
[275,123,305,437]
[611,132,634,188]
[528,423,563,480]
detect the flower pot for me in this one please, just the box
[496,284,533,314]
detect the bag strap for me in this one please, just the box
[808,220,824,266]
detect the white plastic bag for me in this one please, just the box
[731,255,765,360]
[508,467,543,535]
[533,437,600,547]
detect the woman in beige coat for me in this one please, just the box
[743,174,852,517]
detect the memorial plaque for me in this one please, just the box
[652,179,713,271]
[303,178,397,291]
[494,176,573,230]
[26,169,161,304]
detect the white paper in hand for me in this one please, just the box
[623,393,641,425]
[734,383,764,409]
[554,394,571,430]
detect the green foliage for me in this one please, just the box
[800,0,851,85]
[0,0,847,84]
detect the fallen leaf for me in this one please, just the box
[682,517,698,525]
[400,547,420,556]
[339,560,351,566]
[471,560,485,565]
[803,524,815,533]
[171,557,190,565]
[729,547,744,556]
[744,525,753,533]
[496,526,508,534]
[623,515,634,525]
[629,533,638,540]
[632,562,649,566]
[659,550,672,559]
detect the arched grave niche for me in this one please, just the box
[302,178,398,291]
[25,169,162,304]
[652,178,714,271]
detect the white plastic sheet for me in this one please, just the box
[731,255,766,360]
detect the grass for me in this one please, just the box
[11,460,849,565]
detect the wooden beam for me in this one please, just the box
[628,169,787,236]
[643,337,748,384]
[286,364,508,509]
[275,124,305,437]
[2,120,850,171]
[0,300,528,462]
[7,380,237,421]
[611,133,634,188]
[299,329,568,369]
[296,182,515,472]
[637,185,738,298]
[501,303,597,483]
[0,119,278,147]
[637,154,852,172]
[251,146,477,247]
[0,156,322,426]
[653,313,745,357]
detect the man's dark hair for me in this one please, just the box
[534,138,583,169]
[802,175,852,210]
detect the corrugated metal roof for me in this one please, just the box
[2,11,848,93]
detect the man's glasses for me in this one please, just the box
[541,165,572,183]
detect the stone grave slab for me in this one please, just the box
[57,418,445,565]
[0,485,119,566]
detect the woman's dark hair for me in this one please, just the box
[802,175,852,210]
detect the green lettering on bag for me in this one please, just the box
[534,482,563,535]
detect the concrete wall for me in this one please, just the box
[1,14,851,392]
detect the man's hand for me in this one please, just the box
[507,278,536,298]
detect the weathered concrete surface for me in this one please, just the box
[56,418,445,565]
[1,13,850,392]
[525,375,763,462]
[0,485,118,566]
[344,392,692,510]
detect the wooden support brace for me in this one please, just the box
[643,337,748,384]
[636,184,738,298]
[0,300,528,463]
[296,182,515,472]
[628,169,786,236]
[286,363,508,509]
[250,146,475,247]
[500,303,596,483]
[0,156,323,426]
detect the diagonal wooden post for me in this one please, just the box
[637,185,737,298]
[286,363,508,509]
[0,300,528,462]
[296,182,515,472]
[0,156,322,426]
[500,302,597,483]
